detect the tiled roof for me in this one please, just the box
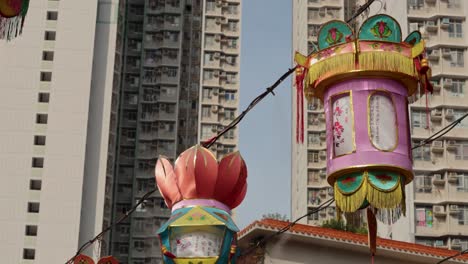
[239,218,468,262]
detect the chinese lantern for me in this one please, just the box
[155,145,247,264]
[0,0,29,40]
[295,14,431,253]
[73,254,118,264]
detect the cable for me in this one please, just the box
[240,198,335,257]
[412,113,468,150]
[346,0,376,23]
[64,188,157,264]
[436,248,468,264]
[202,66,297,148]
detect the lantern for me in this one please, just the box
[295,14,431,252]
[73,254,118,264]
[155,145,247,264]
[0,0,30,40]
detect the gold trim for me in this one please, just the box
[327,164,414,186]
[329,91,356,158]
[367,90,399,152]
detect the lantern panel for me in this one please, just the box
[368,90,398,151]
[330,91,355,157]
[170,226,224,258]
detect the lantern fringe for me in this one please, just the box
[334,174,368,213]
[358,51,417,78]
[308,53,355,86]
[335,172,406,220]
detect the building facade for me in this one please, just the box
[105,0,242,263]
[0,0,118,263]
[292,0,468,252]
[0,0,241,263]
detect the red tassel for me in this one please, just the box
[295,66,307,144]
[366,208,377,256]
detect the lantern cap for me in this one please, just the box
[295,14,430,100]
[155,145,247,212]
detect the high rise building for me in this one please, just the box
[104,0,242,263]
[0,0,242,263]
[0,0,118,263]
[292,0,468,252]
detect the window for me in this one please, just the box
[408,0,424,9]
[448,19,463,38]
[415,207,433,227]
[414,174,432,193]
[203,70,214,80]
[307,132,321,146]
[412,141,431,161]
[308,189,320,205]
[226,3,238,14]
[226,38,237,48]
[38,93,50,103]
[331,92,354,157]
[307,98,322,111]
[32,158,44,168]
[25,225,38,236]
[29,180,42,190]
[454,110,468,127]
[457,173,468,192]
[204,52,215,64]
[34,136,46,145]
[308,170,320,184]
[119,245,129,255]
[227,21,238,31]
[201,125,213,139]
[202,106,211,117]
[205,35,215,47]
[226,73,237,84]
[134,239,145,251]
[28,202,40,213]
[23,249,35,260]
[36,114,48,124]
[46,11,58,20]
[42,51,54,61]
[206,0,215,11]
[308,209,319,221]
[307,113,319,126]
[447,0,461,8]
[308,151,319,163]
[451,80,465,97]
[202,88,212,99]
[308,24,320,37]
[223,130,234,139]
[459,205,468,225]
[224,91,235,101]
[224,109,235,120]
[44,31,56,40]
[455,141,468,160]
[308,8,319,19]
[450,49,464,67]
[411,110,428,129]
[40,72,52,82]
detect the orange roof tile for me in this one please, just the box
[239,218,468,262]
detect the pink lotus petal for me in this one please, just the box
[155,156,182,208]
[174,146,198,199]
[193,146,218,198]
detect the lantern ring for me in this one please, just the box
[172,199,232,214]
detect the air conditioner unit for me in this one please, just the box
[447,140,457,151]
[213,88,219,95]
[445,78,453,86]
[426,21,435,26]
[433,174,442,181]
[328,188,333,195]
[428,49,440,60]
[213,71,220,77]
[446,109,454,119]
[320,133,326,139]
[211,105,219,113]
[448,172,459,183]
[442,49,452,57]
[211,125,218,132]
[441,18,450,28]
[433,205,444,214]
[319,151,326,157]
[319,170,326,178]
[319,190,327,196]
[319,9,326,16]
[450,205,459,212]
[431,109,442,116]
[432,140,443,148]
[452,239,461,245]
[214,34,221,42]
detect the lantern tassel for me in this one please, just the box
[367,207,377,256]
[295,66,307,143]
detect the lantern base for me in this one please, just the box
[334,170,406,221]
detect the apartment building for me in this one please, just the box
[0,0,241,263]
[0,0,118,263]
[106,0,242,263]
[292,0,468,252]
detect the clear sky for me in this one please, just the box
[236,0,293,228]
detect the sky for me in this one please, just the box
[236,0,293,228]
